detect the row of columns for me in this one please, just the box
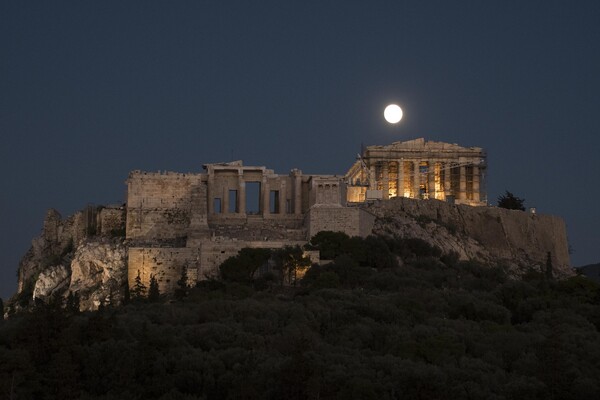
[207,169,304,216]
[368,159,481,202]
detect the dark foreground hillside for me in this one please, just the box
[2,258,600,400]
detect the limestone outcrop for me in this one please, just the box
[10,205,127,313]
[68,241,128,310]
[17,208,86,295]
[366,197,572,277]
[9,187,572,313]
[33,265,70,301]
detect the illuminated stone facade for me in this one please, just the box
[125,161,372,292]
[126,139,487,292]
[346,138,486,206]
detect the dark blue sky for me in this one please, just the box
[2,1,599,299]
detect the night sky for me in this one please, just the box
[2,1,599,300]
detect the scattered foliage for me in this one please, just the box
[131,270,147,300]
[174,265,189,301]
[497,190,526,211]
[148,274,160,302]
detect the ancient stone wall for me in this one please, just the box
[128,247,201,293]
[306,206,375,239]
[97,206,126,236]
[126,171,206,241]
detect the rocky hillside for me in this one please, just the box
[8,206,127,315]
[7,198,572,314]
[365,197,572,277]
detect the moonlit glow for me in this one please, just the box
[384,104,403,123]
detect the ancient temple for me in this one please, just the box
[124,138,488,292]
[345,138,486,206]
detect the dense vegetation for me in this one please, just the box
[497,191,526,211]
[1,233,600,399]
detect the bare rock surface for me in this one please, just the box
[32,265,70,300]
[69,240,128,310]
[364,197,573,277]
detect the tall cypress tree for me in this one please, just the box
[131,270,147,301]
[148,274,160,302]
[174,266,188,301]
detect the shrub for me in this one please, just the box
[220,248,271,282]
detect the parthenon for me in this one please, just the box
[345,138,487,206]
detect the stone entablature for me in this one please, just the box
[346,138,487,206]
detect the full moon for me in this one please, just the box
[384,104,403,124]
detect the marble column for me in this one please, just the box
[294,171,302,214]
[382,161,389,199]
[369,164,376,190]
[238,171,246,214]
[397,160,404,197]
[262,175,270,215]
[472,165,480,203]
[459,160,467,201]
[444,161,451,199]
[222,186,229,214]
[413,160,420,198]
[279,181,286,214]
[428,161,436,200]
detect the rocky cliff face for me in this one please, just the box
[364,197,572,277]
[10,206,127,313]
[9,198,572,313]
[68,241,128,310]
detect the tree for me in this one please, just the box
[174,266,188,301]
[497,191,525,211]
[220,248,272,282]
[307,231,350,260]
[65,291,80,313]
[273,246,312,286]
[122,282,131,305]
[131,270,147,300]
[148,274,160,302]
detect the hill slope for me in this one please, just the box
[1,258,599,399]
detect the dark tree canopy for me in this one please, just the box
[272,246,311,286]
[497,190,526,211]
[131,270,147,300]
[3,256,600,400]
[174,266,189,301]
[307,231,351,260]
[148,274,160,302]
[219,248,272,283]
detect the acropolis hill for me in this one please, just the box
[13,138,572,311]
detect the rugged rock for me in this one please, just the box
[365,197,573,277]
[17,208,84,294]
[68,240,128,310]
[32,265,70,300]
[9,196,573,313]
[9,205,127,313]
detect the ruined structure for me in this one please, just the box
[125,160,375,292]
[11,138,573,312]
[346,138,486,206]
